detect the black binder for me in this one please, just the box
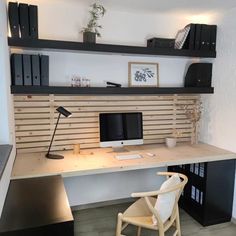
[31,55,41,86]
[195,24,202,50]
[183,24,196,50]
[8,2,20,38]
[210,25,217,51]
[40,55,49,86]
[22,54,32,85]
[29,5,38,39]
[189,24,196,50]
[19,3,30,38]
[200,24,211,51]
[11,54,23,85]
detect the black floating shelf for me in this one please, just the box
[8,38,216,58]
[11,86,214,95]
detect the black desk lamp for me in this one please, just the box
[46,106,72,159]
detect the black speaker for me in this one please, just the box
[184,63,212,87]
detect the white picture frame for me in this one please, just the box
[128,62,159,87]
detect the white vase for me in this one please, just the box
[165,138,177,148]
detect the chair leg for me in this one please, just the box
[116,213,123,236]
[137,226,141,236]
[158,230,164,236]
[175,208,181,236]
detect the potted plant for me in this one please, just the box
[82,3,106,44]
[165,129,182,148]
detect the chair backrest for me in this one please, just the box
[144,172,188,228]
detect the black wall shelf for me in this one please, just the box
[11,86,214,95]
[8,38,216,58]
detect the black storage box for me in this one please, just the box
[147,38,175,48]
[184,63,212,87]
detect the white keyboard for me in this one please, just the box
[115,154,143,160]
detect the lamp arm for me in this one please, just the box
[46,113,61,156]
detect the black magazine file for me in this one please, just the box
[184,63,212,87]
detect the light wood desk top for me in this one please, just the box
[11,143,236,180]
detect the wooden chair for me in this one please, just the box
[116,172,188,236]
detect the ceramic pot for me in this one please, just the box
[165,137,177,148]
[83,32,96,44]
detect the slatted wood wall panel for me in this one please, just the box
[14,95,199,153]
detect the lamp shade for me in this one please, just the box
[56,106,72,117]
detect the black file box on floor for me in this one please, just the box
[168,159,235,226]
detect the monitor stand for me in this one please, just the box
[112,146,129,153]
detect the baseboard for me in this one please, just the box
[71,197,134,211]
[231,217,236,225]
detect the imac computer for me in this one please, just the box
[99,112,143,158]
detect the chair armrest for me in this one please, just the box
[131,190,160,198]
[131,172,188,198]
[131,182,186,198]
[157,172,188,183]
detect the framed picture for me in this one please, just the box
[128,62,159,87]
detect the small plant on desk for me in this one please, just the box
[165,129,182,148]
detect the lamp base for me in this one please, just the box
[45,153,64,159]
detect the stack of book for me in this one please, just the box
[175,23,217,51]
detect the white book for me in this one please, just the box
[191,186,196,200]
[196,188,200,203]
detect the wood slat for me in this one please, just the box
[14,94,199,153]
[16,133,99,142]
[16,123,99,131]
[51,100,196,107]
[54,95,199,101]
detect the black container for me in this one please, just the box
[185,63,212,88]
[168,159,235,226]
[83,32,96,44]
[147,38,175,48]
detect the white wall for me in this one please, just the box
[64,167,166,206]
[11,0,217,88]
[0,0,14,144]
[0,0,16,217]
[199,9,236,218]
[10,0,218,207]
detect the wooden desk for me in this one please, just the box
[0,176,74,236]
[7,143,236,229]
[12,143,236,179]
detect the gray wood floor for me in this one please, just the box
[73,203,236,236]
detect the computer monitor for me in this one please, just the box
[99,112,143,150]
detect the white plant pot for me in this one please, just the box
[165,138,177,148]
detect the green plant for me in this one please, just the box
[82,3,106,37]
